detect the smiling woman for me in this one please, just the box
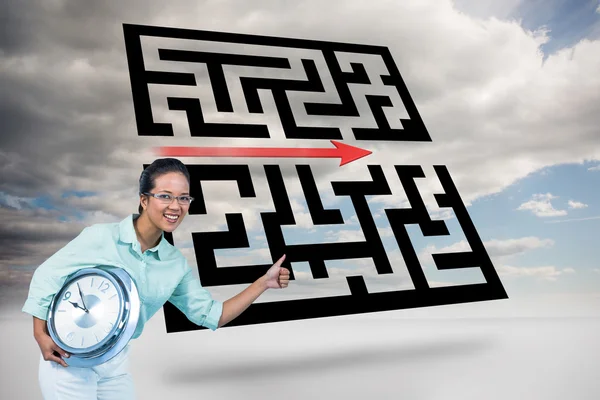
[21,157,290,400]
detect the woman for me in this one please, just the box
[22,158,290,399]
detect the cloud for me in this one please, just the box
[568,200,588,209]
[516,195,588,219]
[484,236,555,257]
[0,206,90,268]
[452,0,523,20]
[417,236,554,267]
[517,193,567,217]
[2,0,600,292]
[0,267,35,288]
[497,265,575,281]
[324,229,366,242]
[544,215,600,224]
[0,192,36,210]
[589,165,600,171]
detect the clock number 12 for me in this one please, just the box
[98,280,110,293]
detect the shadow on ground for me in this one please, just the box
[164,334,497,384]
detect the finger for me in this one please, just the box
[53,345,70,358]
[47,352,68,367]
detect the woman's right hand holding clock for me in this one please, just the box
[33,316,70,367]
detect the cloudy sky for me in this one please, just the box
[4,0,600,319]
[3,0,599,314]
[3,0,600,398]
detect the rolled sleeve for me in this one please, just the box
[168,265,223,331]
[22,295,52,321]
[203,299,223,331]
[22,258,67,320]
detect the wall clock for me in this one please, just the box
[47,265,140,367]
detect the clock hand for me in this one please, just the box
[68,300,87,312]
[76,282,89,313]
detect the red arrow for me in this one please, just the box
[154,140,372,166]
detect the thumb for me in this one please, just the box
[275,254,286,265]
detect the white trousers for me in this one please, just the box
[38,344,136,400]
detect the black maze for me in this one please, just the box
[126,24,508,333]
[122,23,432,142]
[152,162,508,333]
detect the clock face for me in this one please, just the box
[52,274,123,349]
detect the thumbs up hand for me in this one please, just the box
[264,254,290,289]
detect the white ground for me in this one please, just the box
[3,296,600,400]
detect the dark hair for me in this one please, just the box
[138,158,190,214]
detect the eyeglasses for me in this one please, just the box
[143,192,194,206]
